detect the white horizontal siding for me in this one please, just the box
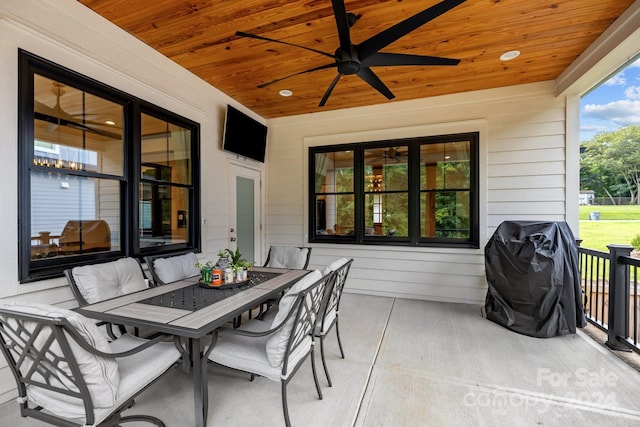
[489,175,564,189]
[266,82,571,304]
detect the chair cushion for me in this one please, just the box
[266,270,321,367]
[71,258,148,304]
[153,252,200,284]
[266,246,309,269]
[317,258,350,334]
[0,302,120,412]
[328,257,350,272]
[210,320,312,381]
[315,308,337,336]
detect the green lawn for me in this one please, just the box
[578,205,640,252]
[579,204,640,220]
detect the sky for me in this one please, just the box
[580,57,640,142]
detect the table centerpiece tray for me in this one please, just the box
[198,278,250,290]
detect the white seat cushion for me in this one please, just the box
[153,252,200,284]
[315,308,337,336]
[210,319,312,381]
[72,258,148,303]
[37,335,179,424]
[265,270,321,367]
[0,302,120,413]
[0,302,181,425]
[328,257,350,272]
[266,246,309,269]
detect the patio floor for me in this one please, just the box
[2,294,640,426]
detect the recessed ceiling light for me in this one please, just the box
[105,120,116,126]
[500,50,520,61]
[279,89,293,97]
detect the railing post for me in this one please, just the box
[606,244,633,351]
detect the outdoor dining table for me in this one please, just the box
[76,266,309,427]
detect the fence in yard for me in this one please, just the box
[578,243,640,353]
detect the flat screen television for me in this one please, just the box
[222,105,268,163]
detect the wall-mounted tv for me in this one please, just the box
[222,105,268,163]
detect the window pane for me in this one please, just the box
[139,183,190,248]
[34,75,124,175]
[30,171,120,259]
[141,113,192,185]
[315,151,354,193]
[420,142,470,190]
[365,146,408,192]
[420,191,471,238]
[315,194,354,236]
[365,193,408,237]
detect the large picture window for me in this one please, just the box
[19,50,200,282]
[309,133,478,247]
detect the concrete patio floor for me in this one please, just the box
[1,293,640,426]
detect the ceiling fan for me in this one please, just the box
[236,0,466,106]
[367,147,408,164]
[35,82,120,137]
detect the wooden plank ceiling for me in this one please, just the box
[77,0,634,119]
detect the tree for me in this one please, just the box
[581,125,640,204]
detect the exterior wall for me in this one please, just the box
[266,82,574,305]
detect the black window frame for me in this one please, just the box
[18,50,201,282]
[308,132,479,248]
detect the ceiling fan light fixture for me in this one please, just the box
[279,89,293,97]
[500,50,520,61]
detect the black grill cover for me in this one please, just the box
[484,221,586,337]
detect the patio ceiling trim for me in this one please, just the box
[556,1,640,97]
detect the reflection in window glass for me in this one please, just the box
[141,114,191,185]
[309,133,477,247]
[30,171,120,260]
[365,193,408,237]
[364,146,408,237]
[34,75,123,175]
[420,141,471,238]
[314,151,354,236]
[140,114,193,247]
[30,75,124,261]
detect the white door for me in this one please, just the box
[228,164,261,264]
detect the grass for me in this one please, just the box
[579,205,640,252]
[579,204,640,220]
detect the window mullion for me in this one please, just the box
[408,142,420,246]
[354,147,365,243]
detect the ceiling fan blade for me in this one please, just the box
[356,68,395,100]
[235,31,334,59]
[358,0,466,60]
[257,63,336,88]
[319,74,343,107]
[331,0,352,51]
[362,52,460,67]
